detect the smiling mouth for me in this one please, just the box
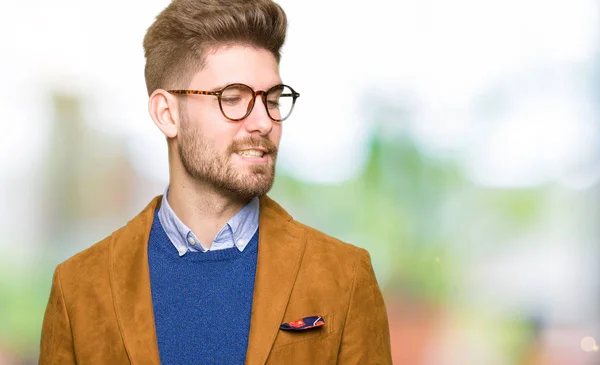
[236,149,266,158]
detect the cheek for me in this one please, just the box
[186,104,238,146]
[185,99,227,129]
[270,124,283,145]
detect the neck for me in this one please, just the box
[167,175,251,249]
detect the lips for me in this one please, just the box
[237,149,265,158]
[230,138,278,158]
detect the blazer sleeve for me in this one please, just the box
[39,264,77,365]
[337,249,392,365]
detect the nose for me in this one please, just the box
[242,94,274,136]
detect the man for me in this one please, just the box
[39,0,392,364]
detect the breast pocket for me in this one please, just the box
[272,313,334,349]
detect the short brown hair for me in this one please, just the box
[143,0,288,95]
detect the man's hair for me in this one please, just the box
[143,0,287,95]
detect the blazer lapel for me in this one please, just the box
[107,194,305,365]
[245,196,307,365]
[109,196,162,365]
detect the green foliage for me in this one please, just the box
[0,262,52,358]
[271,129,547,303]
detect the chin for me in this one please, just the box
[240,178,275,197]
[237,172,275,196]
[181,155,276,198]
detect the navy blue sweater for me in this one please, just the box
[148,209,259,365]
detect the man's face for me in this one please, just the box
[176,45,283,199]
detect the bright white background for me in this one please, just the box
[1,1,599,364]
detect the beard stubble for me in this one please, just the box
[178,115,278,200]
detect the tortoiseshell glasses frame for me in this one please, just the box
[168,83,300,122]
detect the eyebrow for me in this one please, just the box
[208,82,235,92]
[207,82,284,91]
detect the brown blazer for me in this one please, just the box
[40,195,392,364]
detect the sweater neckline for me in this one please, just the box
[150,209,258,263]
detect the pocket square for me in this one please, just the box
[280,315,325,331]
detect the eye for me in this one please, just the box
[221,96,243,105]
[267,99,280,109]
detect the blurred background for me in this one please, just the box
[1,0,599,364]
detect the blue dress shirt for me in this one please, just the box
[157,186,259,256]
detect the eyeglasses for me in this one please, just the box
[168,83,300,122]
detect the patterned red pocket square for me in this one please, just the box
[280,315,325,331]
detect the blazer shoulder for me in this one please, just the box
[58,195,161,276]
[57,223,129,281]
[290,219,369,261]
[263,196,369,262]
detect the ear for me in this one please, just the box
[148,89,180,138]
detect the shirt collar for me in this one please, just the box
[157,186,259,256]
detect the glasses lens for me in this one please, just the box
[220,84,254,120]
[266,85,295,121]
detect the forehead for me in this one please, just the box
[189,45,281,90]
